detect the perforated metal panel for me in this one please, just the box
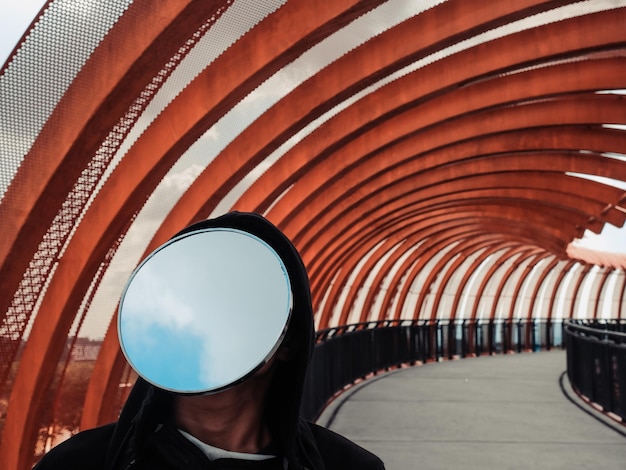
[0,0,134,200]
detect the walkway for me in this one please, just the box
[317,350,626,469]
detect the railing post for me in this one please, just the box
[436,320,442,361]
[488,319,495,355]
[503,319,509,354]
[461,318,464,357]
[447,319,455,359]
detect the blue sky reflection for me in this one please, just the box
[119,229,292,393]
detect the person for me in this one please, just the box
[34,212,385,469]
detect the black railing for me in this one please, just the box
[302,318,562,420]
[564,320,626,422]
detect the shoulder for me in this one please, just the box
[306,422,385,469]
[33,423,115,469]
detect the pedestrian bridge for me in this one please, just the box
[319,350,626,469]
[2,2,626,469]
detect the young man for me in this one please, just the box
[35,212,384,469]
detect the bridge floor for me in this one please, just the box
[317,350,626,469]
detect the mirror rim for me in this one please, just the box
[117,226,293,395]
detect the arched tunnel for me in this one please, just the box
[0,1,625,468]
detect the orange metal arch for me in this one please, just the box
[260,62,617,241]
[272,96,626,268]
[0,0,224,328]
[569,267,593,319]
[301,150,626,295]
[334,236,407,325]
[425,239,506,322]
[619,273,626,320]
[315,188,593,326]
[546,260,578,320]
[320,220,484,326]
[2,3,625,469]
[502,254,553,351]
[222,20,617,233]
[356,238,421,323]
[390,219,552,322]
[312,200,579,326]
[465,247,541,354]
[443,243,512,322]
[1,1,389,467]
[319,235,406,326]
[472,249,540,320]
[523,258,561,349]
[178,0,597,220]
[594,269,615,319]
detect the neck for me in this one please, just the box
[175,372,273,453]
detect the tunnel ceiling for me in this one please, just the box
[1,0,625,468]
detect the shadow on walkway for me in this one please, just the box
[317,350,626,470]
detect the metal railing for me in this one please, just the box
[564,320,626,423]
[302,318,562,420]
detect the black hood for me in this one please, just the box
[106,212,317,468]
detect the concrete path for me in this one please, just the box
[317,350,626,470]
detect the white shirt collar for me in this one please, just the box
[178,429,276,461]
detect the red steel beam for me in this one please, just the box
[77,0,390,434]
[1,1,389,467]
[0,0,223,333]
[33,1,624,448]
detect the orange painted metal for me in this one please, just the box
[0,0,213,335]
[203,0,583,217]
[594,270,614,320]
[1,2,391,467]
[76,0,389,434]
[546,260,578,321]
[261,29,626,240]
[437,242,511,323]
[2,2,626,467]
[568,267,593,319]
[501,254,551,351]
[300,145,620,304]
[476,250,541,353]
[464,247,539,354]
[275,92,626,249]
[334,236,405,325]
[619,276,626,320]
[523,258,561,349]
[415,238,509,322]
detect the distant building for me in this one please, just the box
[68,338,101,362]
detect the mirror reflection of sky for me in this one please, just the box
[119,230,291,393]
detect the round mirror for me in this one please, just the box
[118,227,292,394]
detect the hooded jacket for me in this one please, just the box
[34,212,384,469]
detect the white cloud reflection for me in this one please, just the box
[118,229,291,393]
